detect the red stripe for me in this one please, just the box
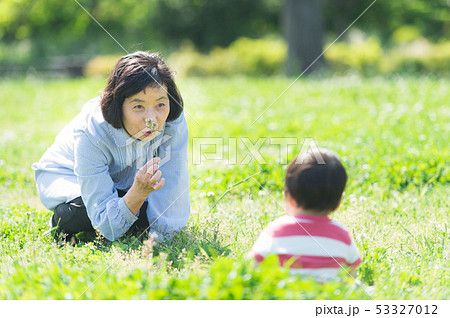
[277,254,351,269]
[252,253,359,269]
[266,222,352,245]
[349,257,362,268]
[295,214,331,222]
[253,252,265,263]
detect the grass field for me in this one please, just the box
[0,74,448,299]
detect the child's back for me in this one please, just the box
[250,214,361,281]
[249,149,361,281]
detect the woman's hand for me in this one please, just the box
[124,157,165,215]
[134,157,165,195]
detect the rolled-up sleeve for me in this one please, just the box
[74,130,138,241]
[146,111,191,239]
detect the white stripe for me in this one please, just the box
[347,240,361,264]
[330,220,349,232]
[270,215,315,226]
[263,235,352,259]
[289,267,341,281]
[251,231,275,255]
[276,215,351,234]
[270,215,295,226]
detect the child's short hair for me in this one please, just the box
[284,148,347,214]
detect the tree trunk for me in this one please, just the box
[283,0,325,76]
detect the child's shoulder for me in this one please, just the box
[263,215,354,244]
[266,215,297,229]
[262,215,302,237]
[329,219,351,233]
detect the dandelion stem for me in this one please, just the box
[208,171,261,214]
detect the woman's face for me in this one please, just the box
[122,84,170,141]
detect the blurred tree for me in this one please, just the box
[282,0,450,75]
[152,0,279,51]
[0,0,279,66]
[0,0,162,66]
[0,0,448,70]
[283,0,325,75]
[322,0,450,43]
[0,0,94,53]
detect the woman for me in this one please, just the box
[32,52,190,241]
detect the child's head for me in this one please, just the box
[284,148,347,215]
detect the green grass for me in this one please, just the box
[0,74,448,299]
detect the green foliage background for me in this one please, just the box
[0,0,449,68]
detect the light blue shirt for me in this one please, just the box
[32,97,190,241]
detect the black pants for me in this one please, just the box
[51,190,149,235]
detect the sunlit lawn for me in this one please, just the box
[0,74,448,299]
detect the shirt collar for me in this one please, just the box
[294,213,332,222]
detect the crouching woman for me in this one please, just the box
[32,52,190,241]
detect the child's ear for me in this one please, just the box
[285,192,297,208]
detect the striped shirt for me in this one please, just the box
[250,214,362,281]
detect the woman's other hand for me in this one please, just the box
[124,157,165,215]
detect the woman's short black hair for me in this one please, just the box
[284,149,348,214]
[101,51,183,128]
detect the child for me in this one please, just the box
[249,148,361,281]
